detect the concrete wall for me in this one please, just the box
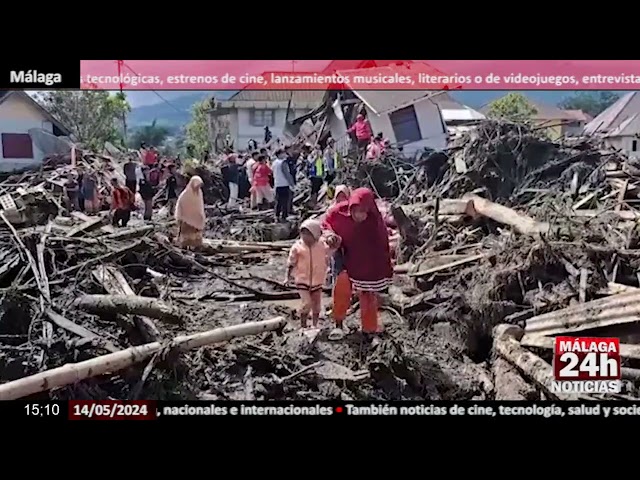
[227,108,310,150]
[0,94,52,172]
[606,136,640,160]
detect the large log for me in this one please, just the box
[493,324,579,401]
[468,195,551,235]
[92,265,161,342]
[0,317,286,400]
[73,294,185,325]
[524,291,640,336]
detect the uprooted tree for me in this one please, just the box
[38,91,131,150]
[486,93,538,122]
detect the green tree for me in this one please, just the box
[128,120,170,148]
[559,92,619,117]
[487,93,538,122]
[184,99,211,159]
[38,91,131,150]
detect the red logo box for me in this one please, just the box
[553,337,621,381]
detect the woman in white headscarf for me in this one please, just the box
[175,176,205,249]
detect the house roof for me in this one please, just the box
[584,92,640,137]
[565,109,592,122]
[431,92,485,121]
[228,89,326,104]
[0,91,72,136]
[335,62,453,115]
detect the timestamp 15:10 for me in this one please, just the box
[24,404,61,416]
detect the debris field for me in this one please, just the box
[2,120,640,401]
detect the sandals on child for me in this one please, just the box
[328,327,345,341]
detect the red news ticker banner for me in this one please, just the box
[80,60,640,91]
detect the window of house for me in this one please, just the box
[633,140,638,152]
[1,133,33,159]
[250,109,276,127]
[389,106,421,144]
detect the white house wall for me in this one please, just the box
[367,100,447,156]
[606,136,640,160]
[232,108,312,149]
[0,94,53,172]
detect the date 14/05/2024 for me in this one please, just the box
[24,402,153,419]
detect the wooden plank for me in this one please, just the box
[45,309,119,353]
[409,253,489,277]
[525,291,640,336]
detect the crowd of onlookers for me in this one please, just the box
[220,112,392,222]
[63,142,181,228]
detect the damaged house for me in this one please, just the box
[0,91,71,173]
[208,90,325,150]
[289,67,450,157]
[584,92,640,159]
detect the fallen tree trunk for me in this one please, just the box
[493,324,580,400]
[73,294,185,325]
[92,265,161,342]
[468,195,551,235]
[524,291,640,336]
[0,317,286,400]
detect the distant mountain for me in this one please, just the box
[127,91,234,130]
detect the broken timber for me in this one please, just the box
[73,294,185,325]
[524,291,640,336]
[0,317,287,400]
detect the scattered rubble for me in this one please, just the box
[2,120,640,401]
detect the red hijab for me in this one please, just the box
[323,188,393,284]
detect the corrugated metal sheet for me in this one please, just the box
[584,92,640,136]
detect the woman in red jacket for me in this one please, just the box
[323,187,393,340]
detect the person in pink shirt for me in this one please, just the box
[251,154,274,207]
[347,113,373,158]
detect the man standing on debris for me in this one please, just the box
[252,154,274,208]
[272,149,295,222]
[110,178,135,227]
[82,172,99,214]
[175,175,206,249]
[226,153,240,208]
[307,144,324,208]
[347,114,373,158]
[323,187,393,341]
[246,151,259,208]
[165,164,179,215]
[64,174,80,212]
[123,155,138,194]
[323,138,341,198]
[284,145,298,213]
[139,167,157,221]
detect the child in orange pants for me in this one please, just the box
[285,219,333,328]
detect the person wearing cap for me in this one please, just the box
[285,219,336,329]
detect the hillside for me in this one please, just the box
[127,91,233,129]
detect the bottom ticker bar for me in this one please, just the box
[16,401,640,421]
